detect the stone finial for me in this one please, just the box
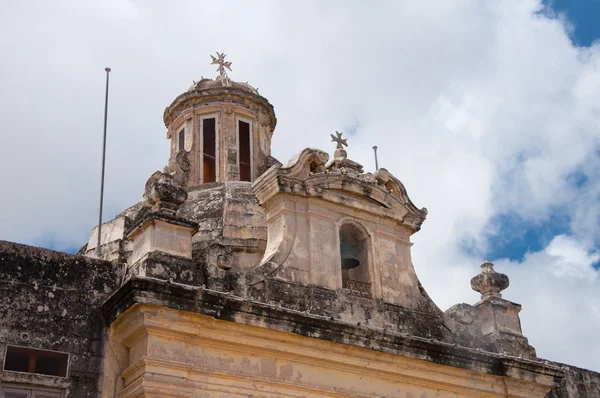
[141,171,187,216]
[130,170,197,267]
[470,261,509,301]
[330,131,348,159]
[324,131,364,177]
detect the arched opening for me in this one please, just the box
[201,116,217,183]
[339,223,371,298]
[178,128,185,152]
[238,119,252,182]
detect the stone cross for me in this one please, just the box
[211,52,232,79]
[330,131,348,149]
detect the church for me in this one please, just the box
[0,53,598,397]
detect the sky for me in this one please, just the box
[1,0,599,372]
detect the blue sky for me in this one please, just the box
[543,0,600,47]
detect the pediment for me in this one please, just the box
[253,148,427,232]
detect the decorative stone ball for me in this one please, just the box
[334,148,347,159]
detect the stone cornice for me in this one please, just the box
[163,86,277,130]
[102,276,563,388]
[126,211,199,240]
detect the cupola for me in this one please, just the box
[163,52,277,186]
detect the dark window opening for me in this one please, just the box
[4,346,68,377]
[202,118,216,183]
[4,347,28,373]
[178,128,185,151]
[339,223,371,298]
[238,121,251,182]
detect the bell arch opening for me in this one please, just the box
[339,222,371,297]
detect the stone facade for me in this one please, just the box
[1,55,599,397]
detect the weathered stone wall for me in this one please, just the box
[546,363,600,397]
[103,279,562,397]
[0,241,120,397]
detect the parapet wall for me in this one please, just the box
[0,241,120,396]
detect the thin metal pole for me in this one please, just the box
[97,67,111,255]
[372,146,379,170]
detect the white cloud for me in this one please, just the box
[495,237,600,369]
[545,234,600,280]
[0,0,599,370]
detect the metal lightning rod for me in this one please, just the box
[373,145,379,170]
[96,67,111,255]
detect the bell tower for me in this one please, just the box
[163,53,277,186]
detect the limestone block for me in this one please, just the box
[308,212,338,289]
[286,212,309,272]
[474,299,523,336]
[129,334,149,367]
[128,215,197,265]
[147,334,186,362]
[87,216,127,250]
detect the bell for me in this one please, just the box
[342,257,360,270]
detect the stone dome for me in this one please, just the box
[163,76,276,130]
[188,76,259,95]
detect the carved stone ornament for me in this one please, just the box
[325,131,364,177]
[176,150,191,172]
[167,150,191,187]
[141,169,188,216]
[253,147,427,232]
[470,261,510,301]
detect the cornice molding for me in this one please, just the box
[163,87,277,131]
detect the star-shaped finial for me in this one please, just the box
[210,52,232,79]
[330,131,348,149]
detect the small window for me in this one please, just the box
[238,120,251,182]
[3,346,68,378]
[339,223,371,298]
[202,117,217,183]
[178,128,185,152]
